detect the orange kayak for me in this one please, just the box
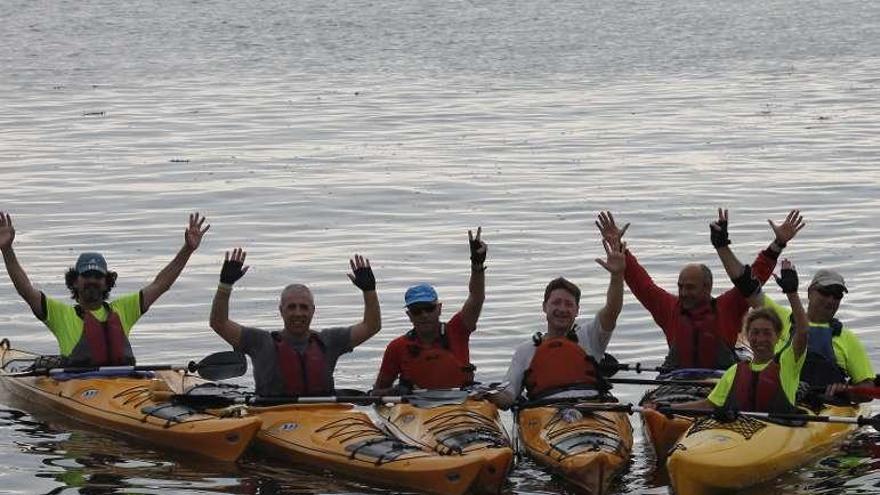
[0,343,261,462]
[375,398,514,494]
[517,403,633,494]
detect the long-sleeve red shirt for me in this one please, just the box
[624,248,779,350]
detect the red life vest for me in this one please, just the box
[67,303,135,366]
[273,331,331,396]
[724,357,796,413]
[665,301,738,370]
[399,324,475,389]
[524,331,608,400]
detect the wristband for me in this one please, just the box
[218,283,233,292]
[471,264,486,273]
[772,239,787,250]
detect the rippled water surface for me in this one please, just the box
[2,0,880,493]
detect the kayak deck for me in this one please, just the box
[375,398,514,494]
[517,403,633,495]
[667,404,861,494]
[0,346,261,462]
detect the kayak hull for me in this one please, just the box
[639,376,716,464]
[517,404,633,495]
[0,346,261,462]
[251,403,484,495]
[667,404,861,494]
[375,398,513,494]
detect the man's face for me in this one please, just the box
[406,301,442,330]
[76,271,106,304]
[678,265,710,310]
[807,285,844,323]
[543,288,579,332]
[279,289,315,335]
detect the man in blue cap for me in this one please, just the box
[371,228,486,393]
[0,211,210,366]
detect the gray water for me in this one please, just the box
[2,0,880,493]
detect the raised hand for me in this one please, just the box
[595,211,629,243]
[710,208,731,248]
[0,212,15,251]
[595,238,626,275]
[468,227,487,267]
[347,254,376,292]
[768,210,805,246]
[184,212,211,251]
[773,259,799,294]
[220,248,249,285]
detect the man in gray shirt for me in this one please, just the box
[209,248,381,397]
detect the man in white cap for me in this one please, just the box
[0,212,210,366]
[371,228,486,394]
[761,267,874,399]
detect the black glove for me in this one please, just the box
[732,264,761,298]
[710,219,731,248]
[350,265,376,292]
[712,407,738,423]
[470,237,486,267]
[774,267,798,294]
[220,258,247,285]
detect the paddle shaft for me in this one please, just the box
[608,377,715,387]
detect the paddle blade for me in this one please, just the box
[190,351,247,380]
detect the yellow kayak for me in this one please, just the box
[0,343,261,462]
[667,404,861,494]
[517,403,633,494]
[375,398,514,494]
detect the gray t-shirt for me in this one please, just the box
[237,326,353,396]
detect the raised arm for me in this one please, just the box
[347,255,381,348]
[595,238,625,332]
[0,213,43,318]
[141,213,210,311]
[775,260,807,359]
[209,248,248,348]
[458,227,486,333]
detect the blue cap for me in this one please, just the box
[75,252,108,274]
[404,283,438,307]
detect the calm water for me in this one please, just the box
[2,0,880,493]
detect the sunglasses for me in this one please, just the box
[79,271,105,280]
[816,286,845,300]
[407,304,437,316]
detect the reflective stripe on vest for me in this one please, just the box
[67,303,135,367]
[273,331,331,396]
[664,300,738,370]
[399,324,475,389]
[523,331,608,400]
[724,358,796,414]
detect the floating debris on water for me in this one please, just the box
[83,111,104,116]
[169,158,190,163]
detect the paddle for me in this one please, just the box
[152,388,471,408]
[566,402,880,431]
[7,351,247,381]
[607,377,717,387]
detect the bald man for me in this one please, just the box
[596,209,804,371]
[209,248,381,396]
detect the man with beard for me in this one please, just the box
[0,212,210,366]
[595,209,805,371]
[209,249,380,397]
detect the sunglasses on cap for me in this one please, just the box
[815,286,845,300]
[407,303,437,316]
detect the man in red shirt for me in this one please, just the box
[596,209,805,370]
[371,228,486,393]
